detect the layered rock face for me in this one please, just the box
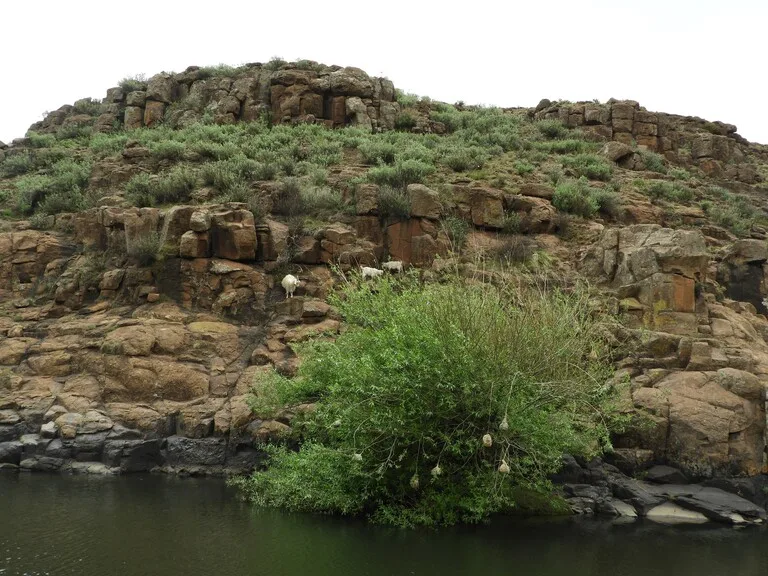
[27,63,398,134]
[535,99,762,183]
[583,225,768,479]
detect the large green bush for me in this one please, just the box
[236,275,622,527]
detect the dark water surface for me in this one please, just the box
[1,473,767,576]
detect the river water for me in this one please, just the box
[1,473,766,576]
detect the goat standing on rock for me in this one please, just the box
[382,260,403,274]
[281,274,300,299]
[361,266,384,280]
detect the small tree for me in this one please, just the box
[236,274,624,527]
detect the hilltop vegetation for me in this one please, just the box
[3,72,766,247]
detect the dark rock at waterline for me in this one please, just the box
[0,441,23,465]
[104,439,161,472]
[645,465,688,485]
[20,456,64,472]
[560,458,767,525]
[0,422,29,443]
[20,434,49,459]
[607,475,665,515]
[164,436,227,466]
[107,424,144,441]
[67,431,109,457]
[225,447,265,472]
[44,439,72,459]
[703,476,768,510]
[656,485,768,524]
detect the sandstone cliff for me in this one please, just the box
[0,59,766,481]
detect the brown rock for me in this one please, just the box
[189,210,212,232]
[180,231,210,259]
[210,208,257,261]
[600,141,633,162]
[518,183,554,200]
[301,300,330,318]
[146,73,177,103]
[355,184,380,215]
[102,325,155,356]
[408,184,442,220]
[469,188,504,229]
[143,101,165,128]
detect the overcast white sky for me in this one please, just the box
[2,0,766,144]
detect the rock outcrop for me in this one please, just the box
[535,99,762,184]
[583,225,768,479]
[27,63,398,135]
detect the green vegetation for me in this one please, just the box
[441,216,470,249]
[553,177,619,218]
[119,74,147,92]
[128,231,164,266]
[643,180,694,203]
[235,274,623,527]
[561,154,613,181]
[701,187,761,237]
[640,151,666,174]
[377,185,411,220]
[501,211,522,234]
[13,158,92,215]
[125,166,197,207]
[367,159,434,188]
[536,119,568,139]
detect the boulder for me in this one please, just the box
[179,231,210,258]
[210,208,257,261]
[146,73,177,103]
[190,210,212,232]
[645,465,688,485]
[143,101,165,128]
[600,141,634,162]
[408,184,442,220]
[102,325,156,356]
[469,187,504,229]
[355,184,379,215]
[345,97,372,131]
[164,436,226,466]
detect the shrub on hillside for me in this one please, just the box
[441,216,470,250]
[125,166,197,207]
[1,153,35,177]
[235,275,622,527]
[359,141,397,165]
[645,181,694,203]
[640,151,666,174]
[701,190,759,237]
[493,235,536,263]
[536,119,567,139]
[377,186,411,220]
[367,159,434,188]
[128,231,164,266]
[552,177,599,218]
[394,112,418,131]
[13,158,91,215]
[562,154,613,181]
[118,74,147,92]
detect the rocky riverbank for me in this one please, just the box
[558,456,768,526]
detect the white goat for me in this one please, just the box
[361,266,384,280]
[281,274,300,299]
[382,260,403,274]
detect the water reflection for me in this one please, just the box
[0,473,766,576]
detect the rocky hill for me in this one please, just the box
[0,59,767,495]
